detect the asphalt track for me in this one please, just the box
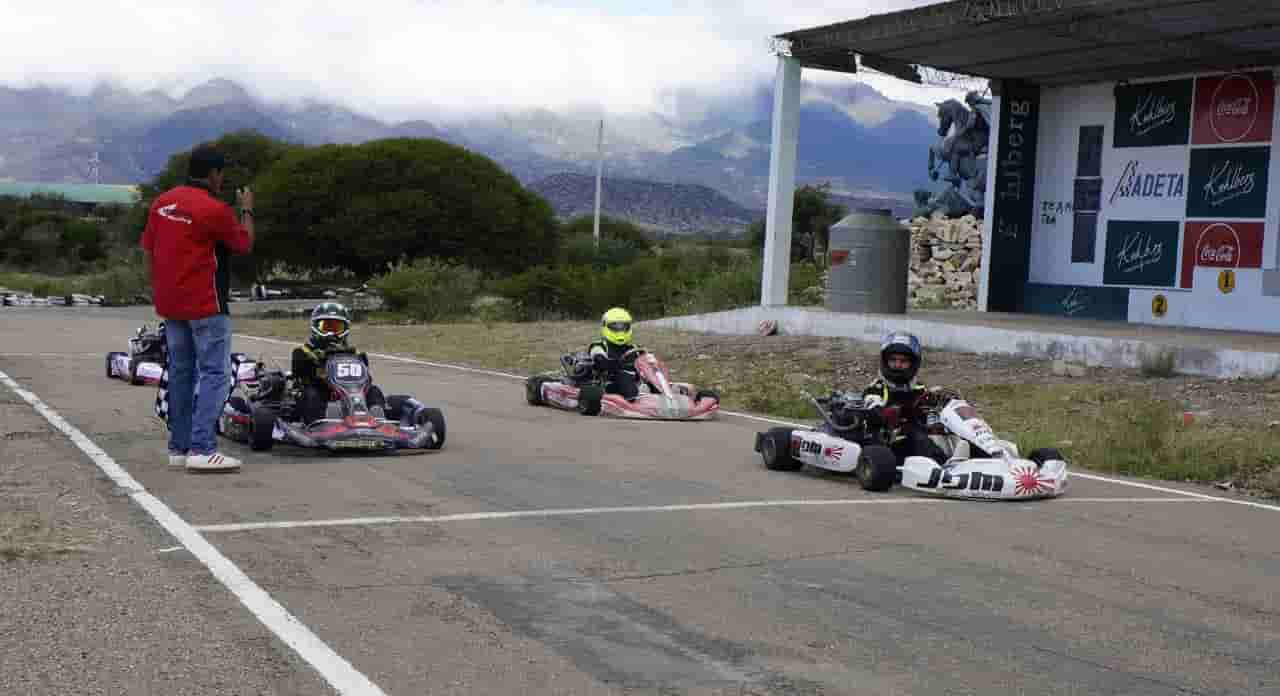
[3,306,1279,696]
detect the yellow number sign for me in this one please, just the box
[1218,269,1236,294]
[1151,294,1168,317]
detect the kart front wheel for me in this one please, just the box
[526,376,550,406]
[1029,447,1065,466]
[386,394,411,421]
[249,407,276,451]
[417,407,446,450]
[856,445,898,492]
[105,352,118,380]
[576,384,603,416]
[758,428,802,471]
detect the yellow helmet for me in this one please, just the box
[600,307,634,346]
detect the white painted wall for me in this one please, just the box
[1026,66,1280,333]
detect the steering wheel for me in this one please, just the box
[621,347,645,364]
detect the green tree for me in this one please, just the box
[252,137,560,276]
[746,182,847,262]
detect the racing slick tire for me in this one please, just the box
[757,428,802,471]
[366,385,387,412]
[576,384,603,416]
[1029,448,1065,467]
[105,352,122,380]
[249,406,277,451]
[385,394,412,422]
[127,358,145,385]
[695,388,720,404]
[856,445,898,492]
[416,407,447,450]
[526,376,551,406]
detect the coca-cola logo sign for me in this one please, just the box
[1194,224,1241,267]
[1209,74,1260,143]
[1179,221,1264,289]
[1193,71,1275,145]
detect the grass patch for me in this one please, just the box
[0,511,90,561]
[234,318,1280,498]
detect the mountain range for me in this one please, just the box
[0,78,945,230]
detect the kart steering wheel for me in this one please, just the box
[621,347,645,363]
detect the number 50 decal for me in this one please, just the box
[336,362,364,378]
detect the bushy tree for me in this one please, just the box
[252,138,560,276]
[746,182,847,262]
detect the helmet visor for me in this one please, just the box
[605,321,631,333]
[317,318,347,335]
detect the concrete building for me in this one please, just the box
[761,0,1280,334]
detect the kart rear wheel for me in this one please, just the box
[526,376,550,406]
[856,445,898,492]
[695,389,720,404]
[417,407,446,450]
[576,384,603,416]
[249,406,276,451]
[759,428,802,471]
[1029,447,1065,466]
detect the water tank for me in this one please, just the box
[825,208,910,314]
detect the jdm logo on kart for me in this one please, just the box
[914,466,1005,492]
[799,440,821,455]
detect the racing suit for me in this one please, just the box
[862,378,949,465]
[588,340,639,400]
[291,341,368,423]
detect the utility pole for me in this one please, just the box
[593,118,604,249]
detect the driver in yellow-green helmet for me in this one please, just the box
[588,307,640,400]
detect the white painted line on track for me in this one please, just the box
[196,497,1207,534]
[234,333,1280,515]
[0,368,389,696]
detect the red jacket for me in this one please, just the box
[141,184,251,320]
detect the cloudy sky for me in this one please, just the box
[0,0,978,120]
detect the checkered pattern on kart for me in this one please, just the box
[153,356,244,430]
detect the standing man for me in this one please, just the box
[141,143,254,472]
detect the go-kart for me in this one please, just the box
[106,324,168,385]
[218,351,445,453]
[753,389,1069,500]
[526,348,719,420]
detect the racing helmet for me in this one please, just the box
[879,331,922,389]
[309,302,351,346]
[600,307,633,347]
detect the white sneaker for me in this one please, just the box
[185,452,242,472]
[168,454,188,469]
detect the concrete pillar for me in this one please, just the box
[761,55,802,307]
[977,91,1002,312]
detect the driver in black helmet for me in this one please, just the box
[291,302,368,423]
[860,331,948,465]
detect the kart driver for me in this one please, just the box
[859,331,950,466]
[588,307,641,400]
[291,302,369,423]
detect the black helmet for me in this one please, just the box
[879,331,922,388]
[309,302,351,346]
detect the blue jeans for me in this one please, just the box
[165,315,231,456]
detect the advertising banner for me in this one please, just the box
[1103,147,1189,220]
[1192,70,1276,145]
[1023,283,1131,321]
[1114,79,1193,148]
[1103,220,1180,287]
[988,81,1040,313]
[1179,221,1264,288]
[1186,145,1271,219]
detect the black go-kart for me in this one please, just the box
[218,351,445,454]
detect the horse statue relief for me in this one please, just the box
[919,91,992,218]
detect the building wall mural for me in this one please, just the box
[1023,67,1280,333]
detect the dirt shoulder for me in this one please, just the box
[235,317,1280,500]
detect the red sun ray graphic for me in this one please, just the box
[1012,465,1057,496]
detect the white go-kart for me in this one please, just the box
[753,389,1069,500]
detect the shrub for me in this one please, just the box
[563,235,649,271]
[368,257,483,321]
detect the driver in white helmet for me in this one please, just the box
[860,331,949,465]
